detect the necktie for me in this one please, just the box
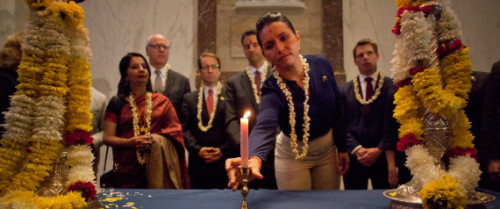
[154,70,163,92]
[364,77,374,115]
[206,89,214,116]
[254,71,262,95]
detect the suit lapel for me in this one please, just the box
[163,70,173,95]
[243,72,259,109]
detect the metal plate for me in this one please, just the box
[383,189,496,206]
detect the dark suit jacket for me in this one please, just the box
[161,69,191,122]
[340,76,398,154]
[0,67,18,135]
[481,61,500,162]
[224,67,272,147]
[464,71,490,148]
[181,87,233,182]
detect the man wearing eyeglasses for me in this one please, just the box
[181,52,231,188]
[146,34,191,121]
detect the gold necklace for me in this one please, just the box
[197,82,222,132]
[353,71,384,105]
[273,55,311,159]
[129,92,152,165]
[245,62,268,104]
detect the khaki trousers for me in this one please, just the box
[274,129,340,190]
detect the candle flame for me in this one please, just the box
[243,111,251,119]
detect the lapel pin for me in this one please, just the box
[322,75,328,82]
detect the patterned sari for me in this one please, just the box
[104,93,189,188]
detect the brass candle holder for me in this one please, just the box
[239,166,250,209]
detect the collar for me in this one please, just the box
[249,62,268,75]
[359,71,378,83]
[203,83,219,96]
[151,65,167,76]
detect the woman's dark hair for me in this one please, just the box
[255,12,296,47]
[117,52,152,98]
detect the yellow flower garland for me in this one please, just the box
[65,56,92,132]
[197,82,222,132]
[245,63,268,104]
[0,0,96,206]
[420,175,466,209]
[0,190,86,209]
[273,55,311,159]
[396,0,426,8]
[391,1,478,208]
[0,139,63,194]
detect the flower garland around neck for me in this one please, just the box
[197,82,222,132]
[353,71,385,105]
[273,55,311,159]
[245,62,268,104]
[129,92,152,165]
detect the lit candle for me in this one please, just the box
[240,111,251,167]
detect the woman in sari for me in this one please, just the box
[103,52,188,188]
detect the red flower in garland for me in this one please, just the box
[395,78,412,89]
[64,130,94,146]
[437,39,465,59]
[397,133,423,152]
[409,66,426,75]
[68,181,96,201]
[446,147,478,160]
[392,5,424,35]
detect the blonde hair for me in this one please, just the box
[197,52,221,70]
[0,31,25,69]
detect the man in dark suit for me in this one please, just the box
[181,52,232,189]
[341,39,399,189]
[224,30,277,189]
[480,61,500,192]
[146,34,190,121]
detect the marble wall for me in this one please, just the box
[0,0,197,98]
[80,0,197,97]
[216,0,323,78]
[1,0,499,95]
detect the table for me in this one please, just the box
[97,188,499,209]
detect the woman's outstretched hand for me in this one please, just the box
[225,157,264,191]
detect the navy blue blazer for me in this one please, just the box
[340,75,398,153]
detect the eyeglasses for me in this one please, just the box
[148,44,170,50]
[201,64,220,71]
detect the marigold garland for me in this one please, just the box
[420,175,466,209]
[0,190,87,209]
[390,1,480,208]
[0,0,96,206]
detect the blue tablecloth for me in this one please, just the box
[97,188,499,209]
